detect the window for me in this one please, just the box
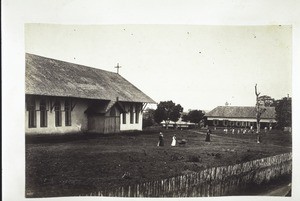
[135,105,140,124]
[27,99,36,128]
[40,99,48,127]
[122,113,126,124]
[54,101,62,127]
[65,100,72,126]
[135,111,139,124]
[130,105,134,124]
[213,120,219,126]
[229,121,235,127]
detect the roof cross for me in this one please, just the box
[115,63,121,74]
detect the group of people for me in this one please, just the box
[157,125,265,147]
[157,130,211,147]
[223,127,263,143]
[223,128,254,134]
[157,132,177,147]
[224,126,255,134]
[223,125,272,135]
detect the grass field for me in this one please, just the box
[25,128,292,197]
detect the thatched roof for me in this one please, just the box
[25,53,155,103]
[205,106,276,119]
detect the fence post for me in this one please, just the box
[85,153,291,197]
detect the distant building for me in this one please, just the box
[161,118,196,129]
[205,106,276,128]
[25,53,155,134]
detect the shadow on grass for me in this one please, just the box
[25,127,177,144]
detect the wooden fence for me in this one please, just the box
[85,152,292,197]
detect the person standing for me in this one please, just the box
[158,132,164,146]
[205,129,211,142]
[171,134,177,146]
[257,133,261,143]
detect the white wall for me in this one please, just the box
[25,97,145,134]
[25,96,89,134]
[120,103,143,131]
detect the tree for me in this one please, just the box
[154,101,183,126]
[275,97,292,129]
[181,113,189,122]
[184,110,205,124]
[255,84,266,133]
[258,95,275,107]
[142,108,155,128]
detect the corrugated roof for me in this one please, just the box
[205,106,276,119]
[25,53,156,103]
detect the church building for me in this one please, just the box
[25,53,155,134]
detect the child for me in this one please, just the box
[171,134,177,146]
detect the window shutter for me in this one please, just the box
[61,101,65,111]
[35,99,39,111]
[46,100,50,111]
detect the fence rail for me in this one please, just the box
[86,152,292,197]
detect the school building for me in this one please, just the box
[25,53,155,134]
[205,106,276,128]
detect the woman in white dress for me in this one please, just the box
[171,134,176,146]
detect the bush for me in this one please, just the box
[143,118,155,128]
[187,155,201,162]
[170,154,184,161]
[214,153,221,159]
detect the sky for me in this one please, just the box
[25,24,292,111]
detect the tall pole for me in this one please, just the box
[255,84,261,133]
